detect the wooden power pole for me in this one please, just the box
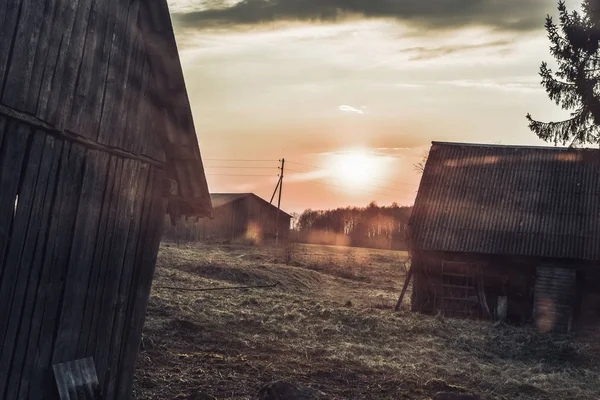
[275,158,284,244]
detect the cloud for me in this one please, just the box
[171,0,553,33]
[438,78,542,92]
[403,40,513,60]
[339,105,364,114]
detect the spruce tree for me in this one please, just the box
[527,1,600,146]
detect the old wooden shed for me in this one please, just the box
[0,1,211,399]
[409,142,600,333]
[164,193,292,244]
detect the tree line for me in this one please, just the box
[294,202,412,250]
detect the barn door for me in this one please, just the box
[433,261,480,318]
[533,265,576,333]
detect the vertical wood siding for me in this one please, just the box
[533,265,576,333]
[163,195,292,243]
[0,0,173,398]
[0,117,166,400]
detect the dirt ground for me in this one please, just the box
[133,242,600,400]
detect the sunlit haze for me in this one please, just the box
[168,0,579,213]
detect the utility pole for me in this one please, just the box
[275,158,284,244]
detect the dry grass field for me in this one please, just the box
[133,243,600,400]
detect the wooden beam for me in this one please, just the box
[395,267,414,311]
[0,103,165,168]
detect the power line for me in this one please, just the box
[203,158,278,162]
[205,166,276,169]
[286,160,321,169]
[205,173,277,177]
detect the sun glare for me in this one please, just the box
[327,150,384,188]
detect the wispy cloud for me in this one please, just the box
[403,39,513,61]
[285,169,329,182]
[339,105,364,115]
[438,78,541,92]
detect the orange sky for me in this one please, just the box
[168,0,576,214]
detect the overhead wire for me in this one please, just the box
[204,166,276,169]
[202,158,417,198]
[205,173,277,177]
[203,158,278,162]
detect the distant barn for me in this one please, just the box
[409,142,600,333]
[0,1,211,399]
[164,193,292,243]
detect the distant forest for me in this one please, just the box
[294,202,412,250]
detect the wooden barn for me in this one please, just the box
[409,142,600,333]
[0,1,211,399]
[164,193,292,243]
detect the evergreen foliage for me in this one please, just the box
[527,1,600,146]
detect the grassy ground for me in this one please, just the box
[133,243,600,400]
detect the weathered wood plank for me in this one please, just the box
[0,129,44,398]
[97,0,132,145]
[80,157,123,360]
[26,142,86,400]
[35,0,77,118]
[104,161,149,398]
[120,18,146,153]
[131,60,152,156]
[0,0,23,94]
[52,149,110,364]
[0,121,31,280]
[84,157,123,386]
[108,0,141,149]
[1,0,46,111]
[0,116,6,154]
[83,0,120,140]
[44,0,89,129]
[16,135,64,400]
[25,0,59,115]
[53,357,99,400]
[69,0,110,135]
[117,167,167,399]
[2,132,61,400]
[53,0,94,130]
[75,155,117,358]
[94,158,138,395]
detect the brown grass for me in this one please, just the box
[133,243,600,400]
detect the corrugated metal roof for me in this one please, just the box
[410,142,600,260]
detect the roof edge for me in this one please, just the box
[431,141,600,151]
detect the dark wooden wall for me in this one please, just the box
[0,0,175,399]
[411,251,536,323]
[411,250,600,333]
[0,0,166,162]
[246,195,291,241]
[164,200,249,243]
[163,196,292,243]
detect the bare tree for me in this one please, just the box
[413,150,429,175]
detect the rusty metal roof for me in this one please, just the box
[410,141,600,260]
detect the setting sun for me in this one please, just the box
[327,150,386,187]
